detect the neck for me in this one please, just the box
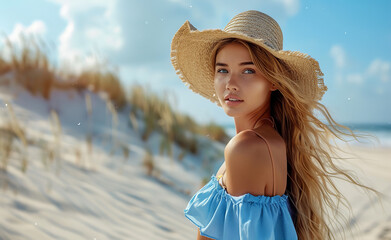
[253,111,273,129]
[234,107,272,134]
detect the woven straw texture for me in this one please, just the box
[170,10,328,107]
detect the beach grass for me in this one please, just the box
[0,33,230,188]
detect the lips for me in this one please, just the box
[225,98,243,106]
[225,99,243,102]
[224,93,243,101]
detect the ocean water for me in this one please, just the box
[222,122,391,148]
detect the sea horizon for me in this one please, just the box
[221,122,391,147]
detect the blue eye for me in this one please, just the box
[244,69,255,74]
[216,68,255,74]
[217,69,228,73]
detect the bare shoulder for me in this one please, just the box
[223,129,273,196]
[225,129,269,161]
[223,125,287,196]
[225,125,285,161]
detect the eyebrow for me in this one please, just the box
[215,62,254,67]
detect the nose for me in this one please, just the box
[226,75,239,91]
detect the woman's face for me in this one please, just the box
[214,42,275,118]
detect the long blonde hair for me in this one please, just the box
[211,38,382,240]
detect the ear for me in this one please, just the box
[270,83,278,91]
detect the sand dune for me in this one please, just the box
[0,81,390,239]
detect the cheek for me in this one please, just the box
[247,82,270,100]
[214,76,224,91]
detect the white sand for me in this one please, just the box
[0,80,215,240]
[328,142,391,240]
[0,79,390,239]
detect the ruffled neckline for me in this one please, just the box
[210,175,288,205]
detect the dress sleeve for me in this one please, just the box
[184,175,298,240]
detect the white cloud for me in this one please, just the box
[1,20,47,61]
[47,0,122,70]
[330,44,346,69]
[329,45,390,90]
[345,59,391,86]
[367,59,390,82]
[45,0,300,68]
[166,0,300,17]
[7,20,46,44]
[346,73,364,84]
[279,0,300,16]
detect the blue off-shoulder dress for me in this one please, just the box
[184,174,298,240]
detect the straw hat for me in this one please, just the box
[170,10,328,107]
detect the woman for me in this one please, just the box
[170,10,379,240]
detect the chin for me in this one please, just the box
[223,108,241,117]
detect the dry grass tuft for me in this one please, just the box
[142,147,155,176]
[2,102,28,172]
[3,34,54,99]
[0,34,230,181]
[0,126,15,171]
[1,33,127,108]
[128,83,229,161]
[49,109,63,174]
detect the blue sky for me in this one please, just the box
[0,0,390,126]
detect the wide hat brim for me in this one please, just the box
[170,20,328,107]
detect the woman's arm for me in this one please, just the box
[197,228,214,240]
